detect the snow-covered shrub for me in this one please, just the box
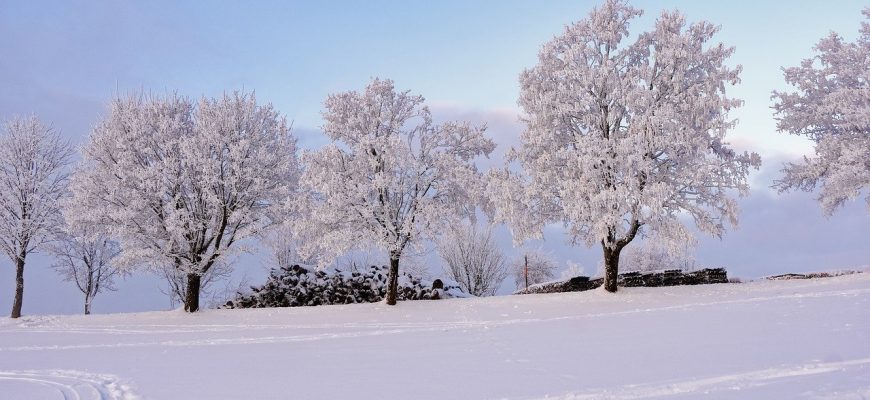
[224,265,465,309]
[560,261,586,280]
[438,222,508,296]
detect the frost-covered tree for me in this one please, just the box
[68,91,299,312]
[0,117,73,318]
[489,0,760,292]
[511,249,557,290]
[300,78,494,305]
[772,8,870,215]
[48,227,122,315]
[437,222,507,296]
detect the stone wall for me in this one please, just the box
[514,268,728,295]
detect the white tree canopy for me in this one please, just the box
[299,78,494,304]
[0,117,72,262]
[68,91,299,311]
[772,8,870,215]
[300,78,494,262]
[490,0,759,254]
[488,0,759,291]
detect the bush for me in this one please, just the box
[224,265,465,309]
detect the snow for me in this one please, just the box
[1,274,869,399]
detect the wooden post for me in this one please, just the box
[524,255,529,290]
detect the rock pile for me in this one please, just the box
[224,265,464,309]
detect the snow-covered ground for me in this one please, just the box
[1,274,868,400]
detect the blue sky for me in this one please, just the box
[1,1,868,315]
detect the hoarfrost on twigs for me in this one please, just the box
[772,8,870,215]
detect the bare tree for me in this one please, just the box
[48,228,122,315]
[511,249,557,290]
[0,117,73,318]
[438,222,507,296]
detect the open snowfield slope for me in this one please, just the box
[1,274,868,400]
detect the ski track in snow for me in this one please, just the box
[0,369,138,400]
[0,286,867,353]
[0,328,428,352]
[527,358,870,400]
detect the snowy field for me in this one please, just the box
[1,274,868,400]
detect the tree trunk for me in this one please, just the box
[601,220,641,293]
[385,253,400,306]
[10,255,25,318]
[602,245,621,293]
[524,255,529,290]
[85,268,93,315]
[184,273,202,312]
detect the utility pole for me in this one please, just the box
[524,255,529,290]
